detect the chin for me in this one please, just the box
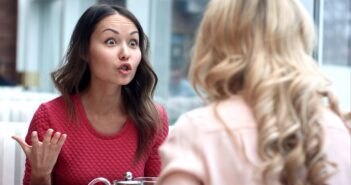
[116,75,135,86]
[119,80,133,86]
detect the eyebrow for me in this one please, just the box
[102,28,139,35]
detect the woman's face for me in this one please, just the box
[88,13,141,87]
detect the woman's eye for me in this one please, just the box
[129,40,139,48]
[105,39,116,46]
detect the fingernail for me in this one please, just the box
[32,131,37,136]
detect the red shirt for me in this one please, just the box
[23,95,168,185]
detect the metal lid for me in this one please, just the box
[124,171,133,181]
[112,171,142,185]
[113,180,142,185]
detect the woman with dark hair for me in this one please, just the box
[12,4,168,185]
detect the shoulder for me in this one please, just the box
[169,104,215,142]
[155,104,169,126]
[176,95,256,132]
[177,106,213,128]
[320,107,350,133]
[26,96,65,142]
[40,94,79,111]
[145,104,169,143]
[40,95,64,107]
[156,104,167,117]
[33,95,78,121]
[33,96,61,116]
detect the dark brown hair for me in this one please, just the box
[51,4,160,160]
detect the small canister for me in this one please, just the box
[113,172,142,185]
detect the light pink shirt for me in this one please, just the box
[157,95,351,185]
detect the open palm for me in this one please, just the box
[12,129,67,177]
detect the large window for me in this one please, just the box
[170,0,205,98]
[322,0,351,66]
[134,0,207,124]
[315,0,351,112]
[165,0,207,124]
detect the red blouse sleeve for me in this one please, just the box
[23,104,51,185]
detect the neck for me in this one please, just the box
[81,84,124,116]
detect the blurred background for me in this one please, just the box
[0,0,350,125]
[0,1,349,183]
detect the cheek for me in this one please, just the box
[134,51,142,68]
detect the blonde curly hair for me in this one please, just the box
[189,0,347,184]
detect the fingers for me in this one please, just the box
[16,129,67,150]
[21,129,67,177]
[43,129,54,145]
[57,134,67,147]
[48,131,67,147]
[11,135,31,155]
[42,129,67,153]
[50,132,61,144]
[31,131,40,148]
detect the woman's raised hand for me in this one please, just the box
[12,129,67,181]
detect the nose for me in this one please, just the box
[118,43,130,61]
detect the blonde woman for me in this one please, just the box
[156,0,351,185]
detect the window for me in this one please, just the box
[146,0,208,124]
[314,0,351,111]
[322,0,351,66]
[98,0,126,6]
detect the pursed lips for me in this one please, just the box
[117,63,132,74]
